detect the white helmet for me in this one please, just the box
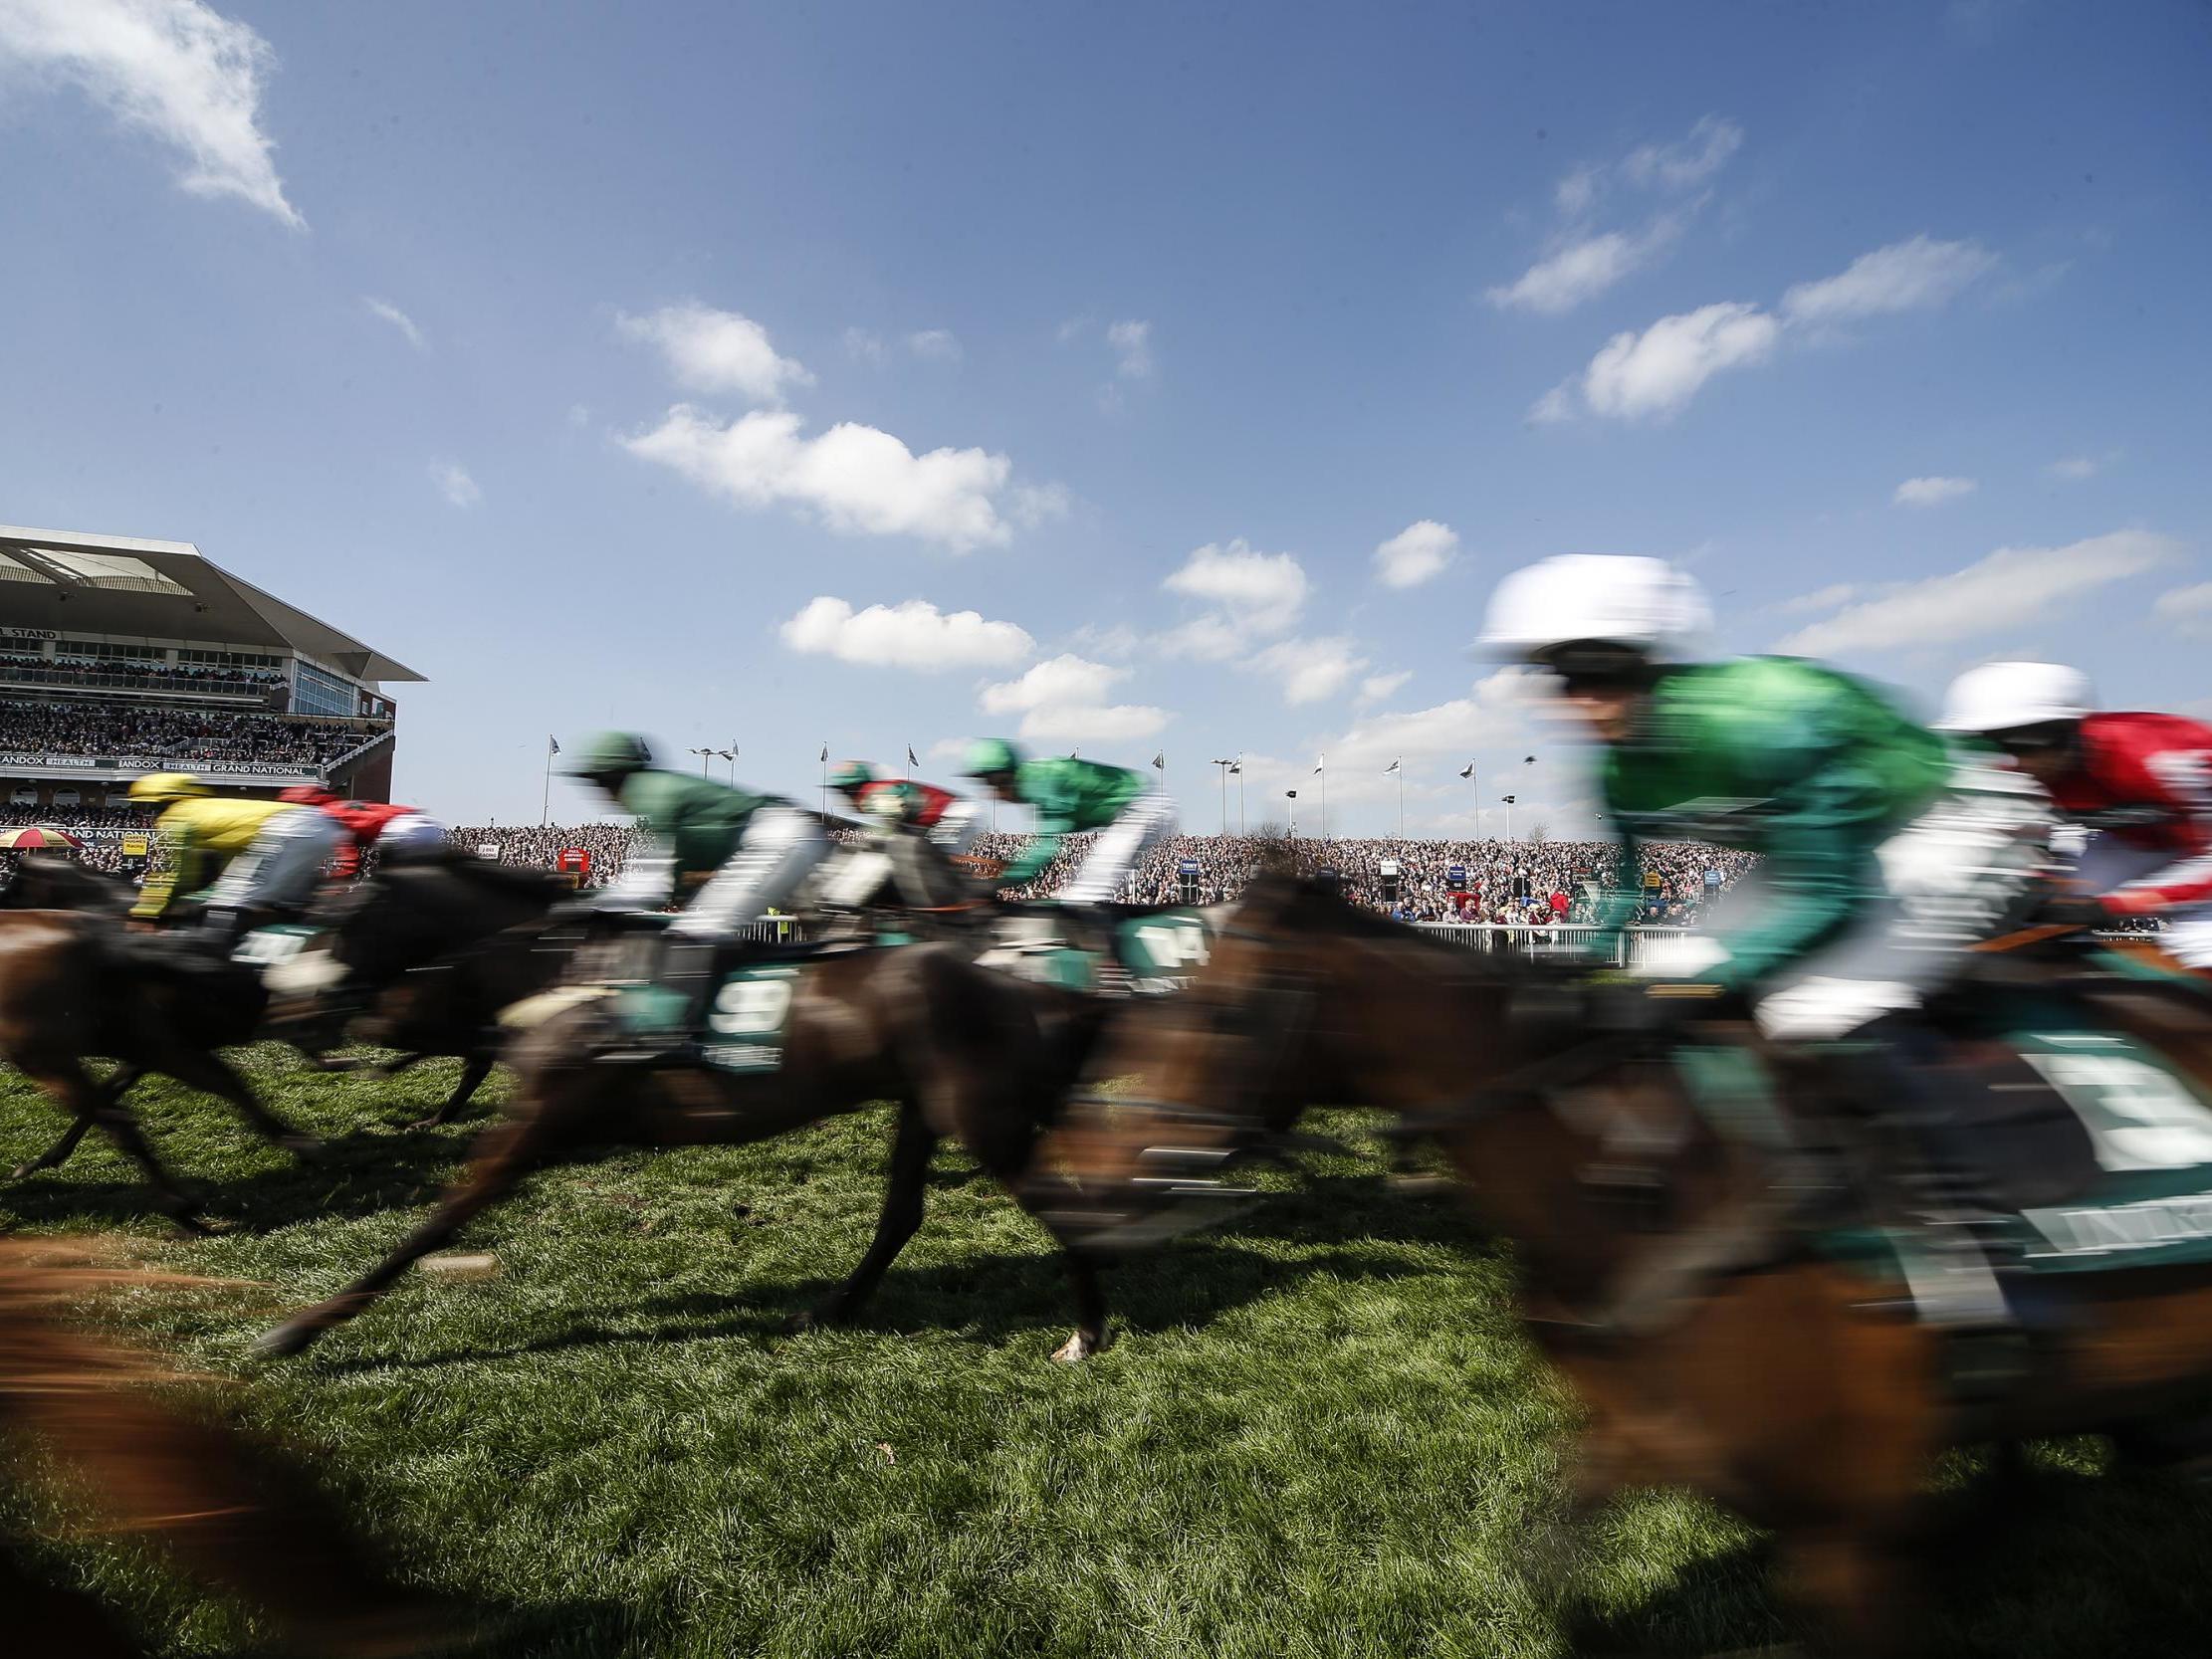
[1478,554,1712,669]
[1934,662,2095,733]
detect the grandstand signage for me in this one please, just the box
[476,843,503,859]
[1447,864,1467,888]
[4,627,58,641]
[1178,859,1200,876]
[120,834,150,857]
[556,848,591,876]
[0,753,316,779]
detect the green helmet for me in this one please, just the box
[962,737,1022,778]
[828,758,877,792]
[561,730,653,777]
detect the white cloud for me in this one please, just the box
[778,596,1034,671]
[2154,582,2212,639]
[620,405,1021,551]
[1528,380,1578,425]
[1009,481,1072,529]
[1578,301,1780,420]
[843,327,885,363]
[1554,164,1601,219]
[0,0,302,227]
[1622,114,1744,191]
[1774,529,2180,657]
[363,297,425,351]
[616,304,813,404]
[430,461,480,509]
[1777,581,1859,615]
[1359,670,1412,705]
[1487,222,1681,314]
[979,653,1168,742]
[2049,452,2115,482]
[1156,614,1248,663]
[1780,235,1997,326]
[1162,539,1308,632]
[907,328,962,362]
[1893,475,1977,508]
[1107,319,1154,380]
[1373,519,1458,588]
[1251,636,1367,706]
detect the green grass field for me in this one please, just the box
[7,1048,2212,1657]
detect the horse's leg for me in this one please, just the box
[15,1058,206,1232]
[255,1100,573,1356]
[405,1051,496,1131]
[954,1080,1112,1363]
[797,1103,940,1331]
[149,1044,326,1166]
[10,1062,140,1178]
[1775,1523,1912,1658]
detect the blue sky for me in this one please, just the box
[2,0,2206,835]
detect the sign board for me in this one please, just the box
[1447,864,1467,888]
[1704,868,1724,889]
[119,834,150,857]
[1378,859,1401,878]
[1178,858,1200,876]
[476,843,503,860]
[555,848,591,875]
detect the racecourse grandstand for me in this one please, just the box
[0,525,421,826]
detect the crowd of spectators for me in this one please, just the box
[1,700,370,766]
[449,823,639,883]
[1,655,287,702]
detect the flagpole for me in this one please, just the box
[541,736,553,827]
[1397,758,1405,840]
[819,743,827,819]
[1319,757,1327,841]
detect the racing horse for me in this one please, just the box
[260,856,576,1128]
[1029,873,2212,1654]
[0,912,323,1227]
[256,937,1124,1359]
[2,1237,467,1655]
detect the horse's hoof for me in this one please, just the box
[1050,1330,1111,1364]
[251,1320,320,1359]
[11,1158,52,1180]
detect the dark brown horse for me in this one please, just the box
[257,939,1122,1359]
[1030,874,2212,1654]
[0,913,323,1227]
[2,1237,467,1656]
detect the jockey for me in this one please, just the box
[1480,555,2049,1328]
[960,739,1176,906]
[562,730,828,1022]
[127,772,345,933]
[828,760,961,834]
[1937,662,2212,967]
[277,786,449,877]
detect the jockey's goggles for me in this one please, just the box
[1531,640,1655,694]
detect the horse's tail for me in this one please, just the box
[0,1237,475,1654]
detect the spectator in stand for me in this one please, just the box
[0,700,371,765]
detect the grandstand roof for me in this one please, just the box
[0,524,424,686]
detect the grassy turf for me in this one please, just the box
[6,1048,2212,1656]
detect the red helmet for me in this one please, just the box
[280,785,337,806]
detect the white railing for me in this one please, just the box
[1412,922,1702,966]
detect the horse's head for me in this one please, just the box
[0,854,133,916]
[1027,873,1529,1254]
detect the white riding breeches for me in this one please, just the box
[1743,762,2051,1042]
[206,808,345,913]
[1059,794,1179,906]
[930,799,987,859]
[2073,835,2212,968]
[669,806,832,939]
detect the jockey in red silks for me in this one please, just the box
[278,787,449,879]
[1938,662,2212,967]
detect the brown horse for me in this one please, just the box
[2,1237,466,1656]
[257,938,1122,1359]
[1030,874,2212,1654]
[0,912,324,1228]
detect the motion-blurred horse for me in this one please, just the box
[257,938,1124,1359]
[2,1237,468,1656]
[1031,873,2212,1653]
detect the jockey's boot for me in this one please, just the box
[1838,1016,2034,1395]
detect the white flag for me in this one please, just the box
[1457,760,1474,779]
[1313,755,1325,775]
[1382,758,1400,775]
